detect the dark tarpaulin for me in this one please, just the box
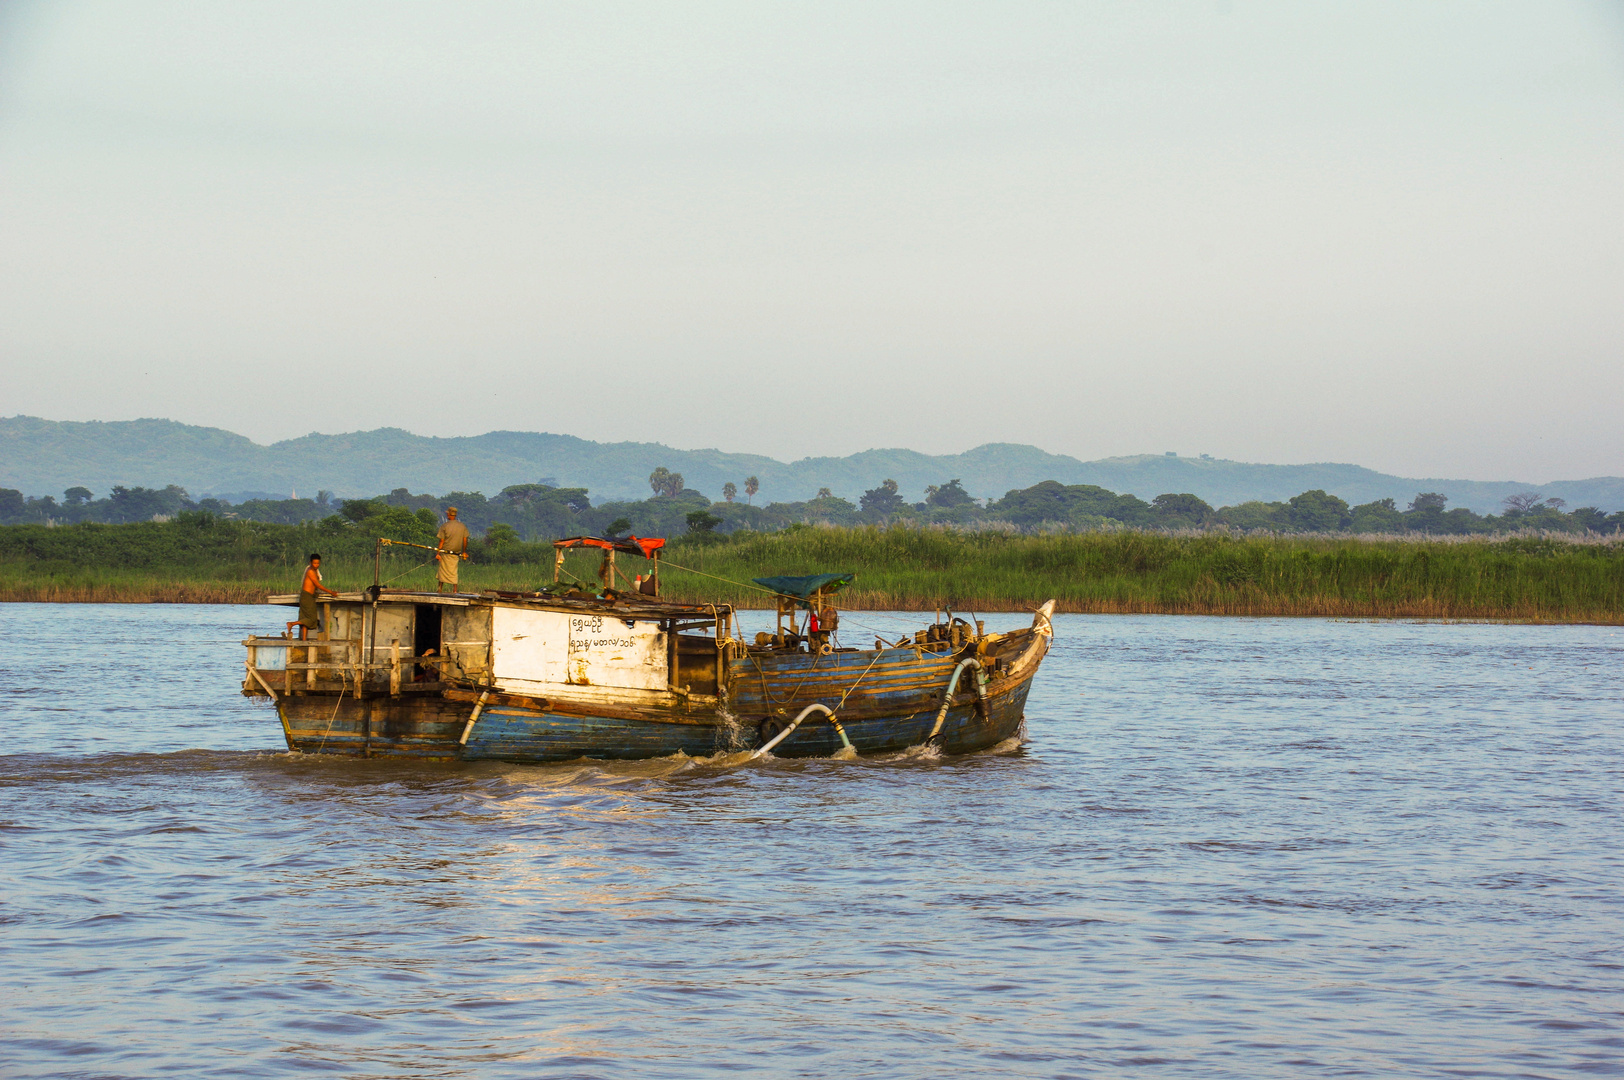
[752,573,855,606]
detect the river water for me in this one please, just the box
[1,603,1620,1079]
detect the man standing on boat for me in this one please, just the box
[435,507,470,594]
[288,553,339,639]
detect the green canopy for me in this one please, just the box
[752,573,855,607]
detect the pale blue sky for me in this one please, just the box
[2,1,1622,480]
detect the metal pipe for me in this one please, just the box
[927,658,987,740]
[752,702,852,760]
[459,687,491,746]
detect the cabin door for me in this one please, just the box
[414,604,442,660]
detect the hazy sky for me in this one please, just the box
[2,1,1622,480]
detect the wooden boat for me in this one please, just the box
[241,535,1055,762]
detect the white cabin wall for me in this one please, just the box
[491,607,568,686]
[491,607,668,694]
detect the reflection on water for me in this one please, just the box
[1,603,1621,1078]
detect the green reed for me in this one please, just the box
[653,527,1624,622]
[2,521,1621,621]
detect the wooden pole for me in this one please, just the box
[714,608,723,695]
[390,639,401,697]
[366,598,378,697]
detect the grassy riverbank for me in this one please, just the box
[2,520,1621,621]
[655,528,1624,621]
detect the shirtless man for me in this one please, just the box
[288,553,339,639]
[436,507,471,595]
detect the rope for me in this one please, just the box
[654,555,933,646]
[746,636,896,711]
[748,650,829,705]
[315,673,348,754]
[833,648,891,712]
[378,555,438,586]
[653,556,787,599]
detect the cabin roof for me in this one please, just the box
[265,588,730,619]
[554,535,665,558]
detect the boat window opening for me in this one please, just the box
[673,634,720,697]
[413,604,442,680]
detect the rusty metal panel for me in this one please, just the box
[324,604,360,641]
[365,604,415,663]
[442,605,493,680]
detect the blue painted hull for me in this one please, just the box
[460,671,1033,763]
[270,624,1051,763]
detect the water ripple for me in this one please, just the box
[0,605,1621,1077]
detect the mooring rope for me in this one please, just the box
[315,674,348,754]
[643,556,786,599]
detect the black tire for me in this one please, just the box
[757,718,785,749]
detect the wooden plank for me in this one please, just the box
[245,662,280,702]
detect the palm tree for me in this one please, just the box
[722,482,737,503]
[648,467,683,497]
[744,476,759,505]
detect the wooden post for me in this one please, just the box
[306,642,316,688]
[367,598,378,696]
[319,602,331,683]
[390,639,401,697]
[714,610,724,695]
[554,546,564,584]
[666,620,678,690]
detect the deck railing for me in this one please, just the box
[242,636,479,699]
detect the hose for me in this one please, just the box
[751,702,852,759]
[927,658,987,741]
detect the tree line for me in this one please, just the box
[2,475,1621,539]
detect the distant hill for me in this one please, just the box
[3,415,1621,514]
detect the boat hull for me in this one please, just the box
[275,693,467,759]
[261,600,1055,763]
[460,674,1032,763]
[273,667,1035,762]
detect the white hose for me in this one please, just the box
[927,658,987,740]
[752,702,852,759]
